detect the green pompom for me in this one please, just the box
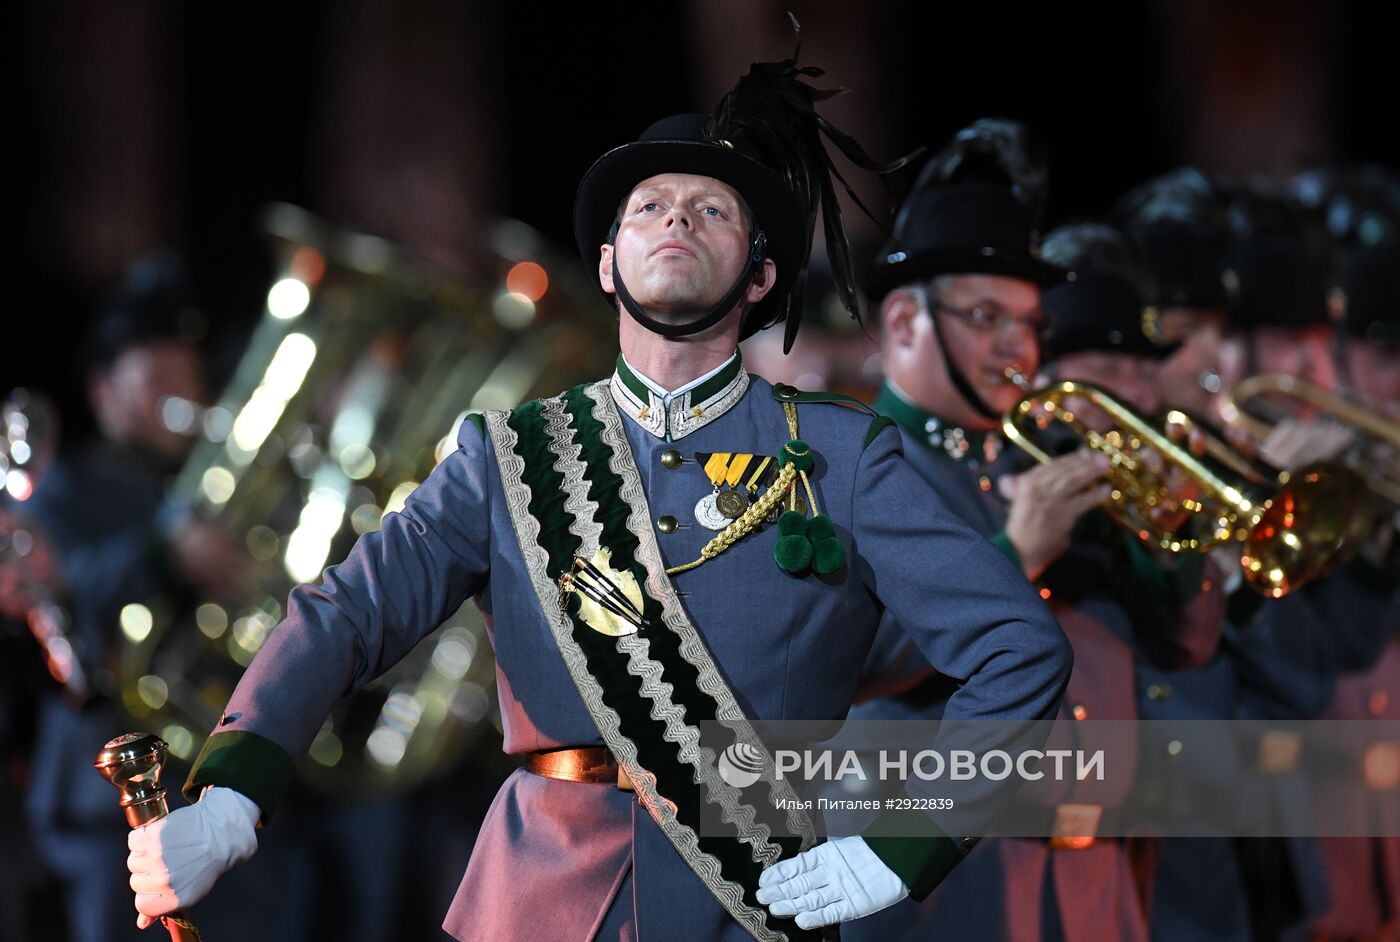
[777,510,810,537]
[807,514,836,542]
[778,438,816,473]
[774,534,813,574]
[811,537,847,575]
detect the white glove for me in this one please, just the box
[127,786,260,928]
[756,836,909,929]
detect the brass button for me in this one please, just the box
[1147,683,1172,701]
[657,515,679,534]
[660,449,684,469]
[773,383,798,401]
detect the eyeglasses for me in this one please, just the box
[930,300,1044,337]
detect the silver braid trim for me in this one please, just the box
[486,397,786,942]
[587,383,818,849]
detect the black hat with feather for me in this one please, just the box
[864,118,1064,301]
[574,20,907,353]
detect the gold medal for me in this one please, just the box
[716,488,750,518]
[697,452,759,528]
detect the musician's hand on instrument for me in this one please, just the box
[1258,418,1353,470]
[1004,449,1113,579]
[757,836,909,929]
[127,786,260,928]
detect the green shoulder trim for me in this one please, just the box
[771,383,876,416]
[463,412,486,439]
[988,529,1023,572]
[183,730,295,824]
[862,807,966,901]
[863,415,896,451]
[773,383,888,454]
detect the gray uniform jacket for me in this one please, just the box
[185,357,1071,941]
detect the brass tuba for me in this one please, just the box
[116,205,615,797]
[1003,372,1357,597]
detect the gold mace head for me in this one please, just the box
[94,732,170,828]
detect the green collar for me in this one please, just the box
[873,382,1002,464]
[610,351,749,441]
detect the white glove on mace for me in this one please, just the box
[127,786,260,928]
[756,835,910,929]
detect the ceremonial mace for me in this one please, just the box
[94,733,204,941]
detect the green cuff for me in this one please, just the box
[861,807,966,901]
[184,730,294,824]
[988,530,1023,572]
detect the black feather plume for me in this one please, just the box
[707,14,917,352]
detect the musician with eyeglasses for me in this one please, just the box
[844,124,1227,942]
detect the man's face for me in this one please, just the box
[599,173,760,324]
[1346,339,1400,411]
[926,274,1043,416]
[1155,306,1226,417]
[1230,325,1339,390]
[1054,350,1163,415]
[90,340,208,461]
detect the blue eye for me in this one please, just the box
[702,206,721,217]
[639,202,659,213]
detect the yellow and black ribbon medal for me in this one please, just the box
[694,452,774,530]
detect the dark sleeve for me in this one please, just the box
[849,426,1072,897]
[184,418,494,819]
[1228,591,1336,721]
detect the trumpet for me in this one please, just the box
[1221,373,1400,509]
[1002,369,1357,597]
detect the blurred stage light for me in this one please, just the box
[268,277,312,320]
[505,261,549,301]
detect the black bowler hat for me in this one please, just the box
[865,119,1064,301]
[574,32,908,352]
[1039,222,1173,361]
[1116,168,1234,310]
[1222,184,1335,330]
[1294,167,1400,344]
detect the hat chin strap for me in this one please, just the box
[610,230,766,339]
[931,311,1002,422]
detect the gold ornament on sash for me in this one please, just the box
[560,548,649,636]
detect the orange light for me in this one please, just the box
[1038,587,1052,600]
[506,261,549,302]
[291,247,326,286]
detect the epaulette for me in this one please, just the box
[771,383,895,451]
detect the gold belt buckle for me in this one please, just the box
[1048,803,1102,851]
[1258,730,1302,775]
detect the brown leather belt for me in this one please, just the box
[525,746,634,791]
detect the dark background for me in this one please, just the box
[9,0,1397,428]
